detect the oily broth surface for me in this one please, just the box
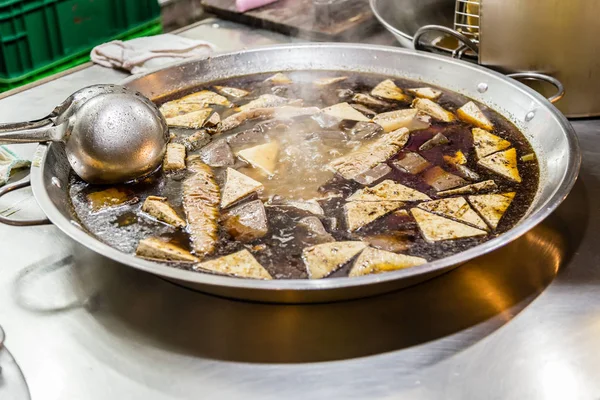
[69,71,539,279]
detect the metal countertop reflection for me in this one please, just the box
[0,18,598,400]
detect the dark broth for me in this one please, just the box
[69,71,539,279]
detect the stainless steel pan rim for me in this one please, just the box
[20,43,579,299]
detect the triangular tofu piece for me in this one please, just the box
[372,109,431,132]
[329,128,409,180]
[468,192,516,229]
[314,76,348,86]
[348,179,431,202]
[142,196,186,228]
[321,102,370,122]
[438,180,498,196]
[349,247,427,277]
[237,142,280,176]
[472,128,511,159]
[136,237,200,263]
[265,72,293,84]
[411,208,487,242]
[407,87,443,100]
[457,101,493,130]
[371,79,410,102]
[165,109,212,129]
[417,197,488,230]
[221,168,264,209]
[302,241,368,279]
[178,90,230,106]
[478,148,521,182]
[412,98,454,122]
[345,201,404,231]
[195,249,272,280]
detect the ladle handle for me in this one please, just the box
[0,118,60,145]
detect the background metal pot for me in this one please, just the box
[0,44,581,303]
[371,0,599,117]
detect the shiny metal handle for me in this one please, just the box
[0,177,50,226]
[507,72,565,104]
[413,25,480,58]
[0,118,59,145]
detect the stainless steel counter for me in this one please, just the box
[0,19,598,400]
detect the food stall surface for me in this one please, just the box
[0,18,598,400]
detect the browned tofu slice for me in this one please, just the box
[411,208,487,242]
[265,72,293,84]
[221,168,264,209]
[345,201,404,231]
[166,109,212,129]
[478,148,522,183]
[177,90,230,106]
[136,237,199,263]
[141,196,186,228]
[159,90,229,116]
[314,76,348,86]
[468,192,516,229]
[159,102,208,119]
[349,247,427,277]
[457,101,494,130]
[412,98,455,122]
[347,179,431,202]
[214,86,250,98]
[371,79,411,102]
[352,93,391,108]
[437,180,498,196]
[372,109,431,132]
[302,241,368,279]
[321,102,370,122]
[195,249,272,279]
[417,197,488,230]
[238,94,291,112]
[407,87,443,100]
[182,130,211,151]
[237,141,280,176]
[163,143,186,171]
[472,128,511,159]
[329,127,410,180]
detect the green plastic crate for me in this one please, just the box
[0,0,162,91]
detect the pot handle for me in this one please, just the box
[413,25,479,58]
[0,176,50,226]
[507,72,565,104]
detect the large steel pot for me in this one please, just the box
[0,44,581,303]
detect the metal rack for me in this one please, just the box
[454,0,480,43]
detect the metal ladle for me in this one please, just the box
[0,84,169,184]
